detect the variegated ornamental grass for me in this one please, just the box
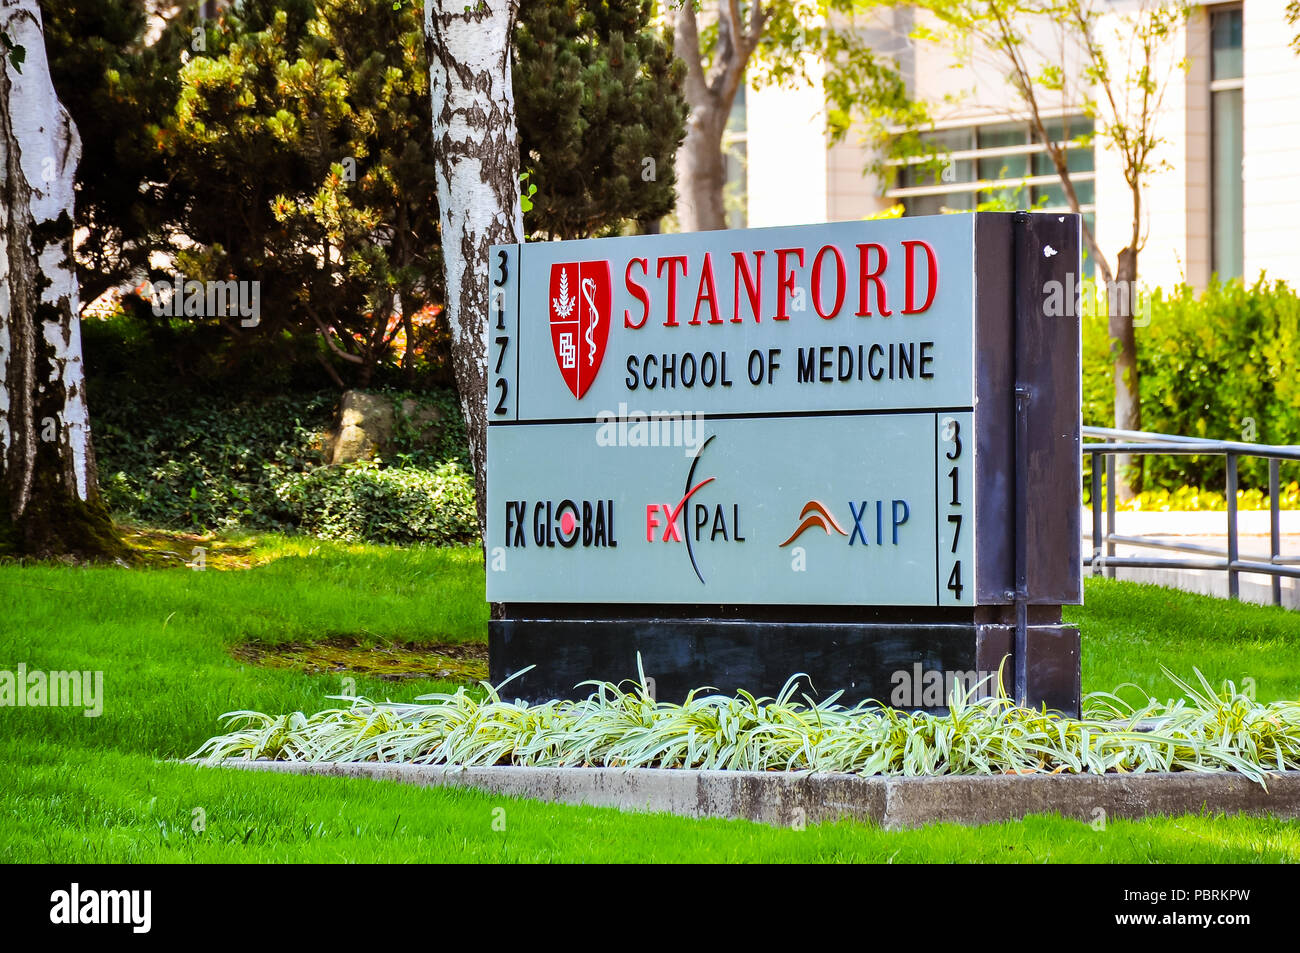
[191,665,1300,785]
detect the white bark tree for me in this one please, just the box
[424,0,524,537]
[0,0,123,559]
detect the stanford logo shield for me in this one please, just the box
[549,261,611,399]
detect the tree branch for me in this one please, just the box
[306,303,364,365]
[747,0,769,49]
[987,0,1113,282]
[674,2,712,108]
[714,0,764,110]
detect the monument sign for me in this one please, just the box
[486,212,1082,713]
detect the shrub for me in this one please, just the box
[192,667,1300,784]
[91,380,476,543]
[1117,484,1300,512]
[1084,277,1300,491]
[272,461,478,545]
[95,391,335,531]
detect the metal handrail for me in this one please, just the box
[1081,425,1298,606]
[1084,425,1300,460]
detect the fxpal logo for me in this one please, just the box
[644,435,744,584]
[550,260,611,399]
[50,883,151,933]
[779,498,911,547]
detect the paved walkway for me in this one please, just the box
[1080,508,1300,610]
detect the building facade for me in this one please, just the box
[741,0,1300,292]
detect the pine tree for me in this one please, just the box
[40,0,187,313]
[46,0,688,385]
[514,0,686,239]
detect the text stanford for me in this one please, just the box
[620,239,941,329]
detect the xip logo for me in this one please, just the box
[778,498,911,547]
[549,260,611,399]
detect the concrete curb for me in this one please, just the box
[209,761,1300,830]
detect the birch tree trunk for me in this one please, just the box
[0,0,124,560]
[428,0,525,538]
[425,0,524,540]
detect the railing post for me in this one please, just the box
[1105,452,1116,579]
[1271,457,1282,607]
[1091,451,1103,577]
[1227,454,1239,600]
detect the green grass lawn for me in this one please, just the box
[2,532,1299,863]
[1070,578,1300,703]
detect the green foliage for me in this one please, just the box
[193,665,1300,784]
[41,0,188,307]
[796,3,921,157]
[380,388,470,469]
[690,0,919,174]
[1105,484,1300,512]
[916,0,1190,280]
[82,300,334,399]
[89,372,473,543]
[94,390,335,532]
[971,183,1047,213]
[6,551,1300,861]
[50,0,688,385]
[82,309,473,542]
[1,28,24,72]
[10,745,1300,862]
[514,0,687,238]
[162,0,443,386]
[1083,277,1300,489]
[518,172,537,214]
[273,460,478,545]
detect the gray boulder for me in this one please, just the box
[326,391,443,465]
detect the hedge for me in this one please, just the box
[92,386,476,544]
[272,460,478,545]
[1083,276,1300,491]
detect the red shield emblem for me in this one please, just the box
[549,261,611,399]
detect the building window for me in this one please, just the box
[1210,5,1243,280]
[886,116,1095,271]
[888,117,1094,213]
[723,84,748,230]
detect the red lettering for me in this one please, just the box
[691,252,722,325]
[657,255,689,327]
[902,240,938,314]
[624,258,650,329]
[732,250,764,324]
[855,243,891,316]
[645,504,661,543]
[772,247,804,321]
[811,244,846,320]
[660,505,682,542]
[665,478,714,542]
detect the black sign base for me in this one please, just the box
[490,606,1080,716]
